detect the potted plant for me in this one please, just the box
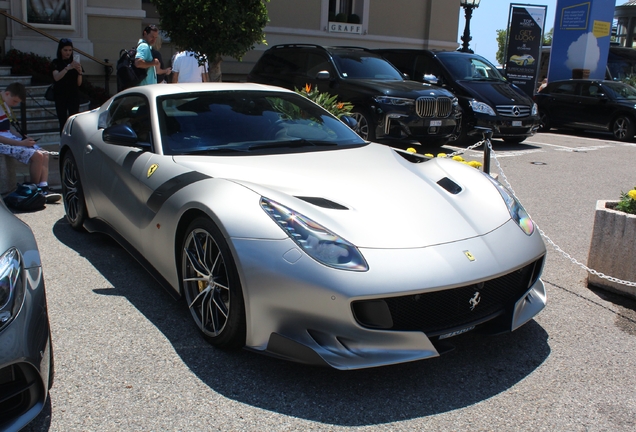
[587,187,636,299]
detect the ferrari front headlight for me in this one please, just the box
[483,174,534,236]
[0,247,25,331]
[260,197,368,271]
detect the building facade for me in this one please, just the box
[1,0,460,87]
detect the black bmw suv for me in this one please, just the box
[247,44,460,145]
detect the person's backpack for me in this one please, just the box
[116,45,148,91]
[4,183,46,212]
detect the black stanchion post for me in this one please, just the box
[482,129,493,175]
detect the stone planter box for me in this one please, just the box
[587,200,636,299]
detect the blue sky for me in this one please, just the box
[457,0,558,65]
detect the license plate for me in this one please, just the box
[512,121,522,127]
[430,120,442,127]
[438,326,475,340]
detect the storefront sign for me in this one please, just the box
[328,22,362,34]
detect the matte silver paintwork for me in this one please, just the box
[60,83,546,369]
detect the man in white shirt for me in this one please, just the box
[172,51,209,83]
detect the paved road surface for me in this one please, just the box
[18,131,636,431]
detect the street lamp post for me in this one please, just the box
[459,0,481,53]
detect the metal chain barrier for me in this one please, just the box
[444,137,636,288]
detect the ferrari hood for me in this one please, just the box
[174,144,512,248]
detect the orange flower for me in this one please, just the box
[337,102,344,109]
[305,83,312,93]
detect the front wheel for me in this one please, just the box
[181,217,246,348]
[612,116,634,141]
[350,108,376,141]
[539,110,551,132]
[61,152,87,230]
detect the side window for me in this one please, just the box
[581,83,601,97]
[551,83,576,95]
[254,50,304,77]
[107,95,152,143]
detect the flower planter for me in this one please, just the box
[587,200,636,299]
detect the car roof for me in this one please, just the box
[114,82,296,99]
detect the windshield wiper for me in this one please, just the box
[247,139,337,151]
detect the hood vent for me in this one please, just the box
[295,196,349,210]
[437,177,462,195]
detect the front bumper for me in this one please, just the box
[0,266,51,432]
[472,114,540,139]
[231,219,546,370]
[373,103,460,141]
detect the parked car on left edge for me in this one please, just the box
[0,199,53,431]
[535,79,636,141]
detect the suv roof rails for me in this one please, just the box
[270,44,326,50]
[331,46,369,51]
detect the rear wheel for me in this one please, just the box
[350,108,376,141]
[61,152,87,230]
[612,115,634,141]
[181,217,246,348]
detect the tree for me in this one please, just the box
[495,28,553,66]
[151,0,269,81]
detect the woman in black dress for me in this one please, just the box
[51,38,82,134]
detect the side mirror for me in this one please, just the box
[340,115,358,130]
[316,70,331,80]
[403,72,411,80]
[103,124,143,146]
[422,74,439,85]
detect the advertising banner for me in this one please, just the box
[505,4,547,97]
[547,0,616,82]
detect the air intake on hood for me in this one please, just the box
[437,177,462,194]
[295,196,349,210]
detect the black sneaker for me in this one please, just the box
[40,186,62,203]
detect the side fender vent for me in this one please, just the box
[437,177,462,194]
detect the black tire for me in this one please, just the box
[539,110,551,132]
[350,108,376,141]
[503,137,527,144]
[612,115,634,141]
[181,217,246,348]
[48,330,54,390]
[61,151,88,230]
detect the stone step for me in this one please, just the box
[0,75,31,87]
[0,66,12,77]
[26,85,50,98]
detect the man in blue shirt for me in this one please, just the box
[134,25,160,86]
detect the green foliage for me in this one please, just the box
[616,187,636,215]
[150,0,269,62]
[295,84,353,118]
[0,49,52,84]
[622,75,636,87]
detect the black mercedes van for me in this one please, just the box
[374,49,540,144]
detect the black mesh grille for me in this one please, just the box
[0,363,43,425]
[352,257,544,336]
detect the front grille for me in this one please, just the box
[416,97,453,118]
[352,257,544,336]
[496,105,531,117]
[0,363,44,426]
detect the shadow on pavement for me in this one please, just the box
[51,217,551,427]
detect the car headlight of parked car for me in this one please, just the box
[260,197,369,271]
[469,100,496,116]
[482,174,534,236]
[0,247,25,331]
[531,103,538,116]
[373,96,415,106]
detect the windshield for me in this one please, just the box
[332,52,405,80]
[602,82,636,100]
[158,90,366,155]
[437,53,504,81]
